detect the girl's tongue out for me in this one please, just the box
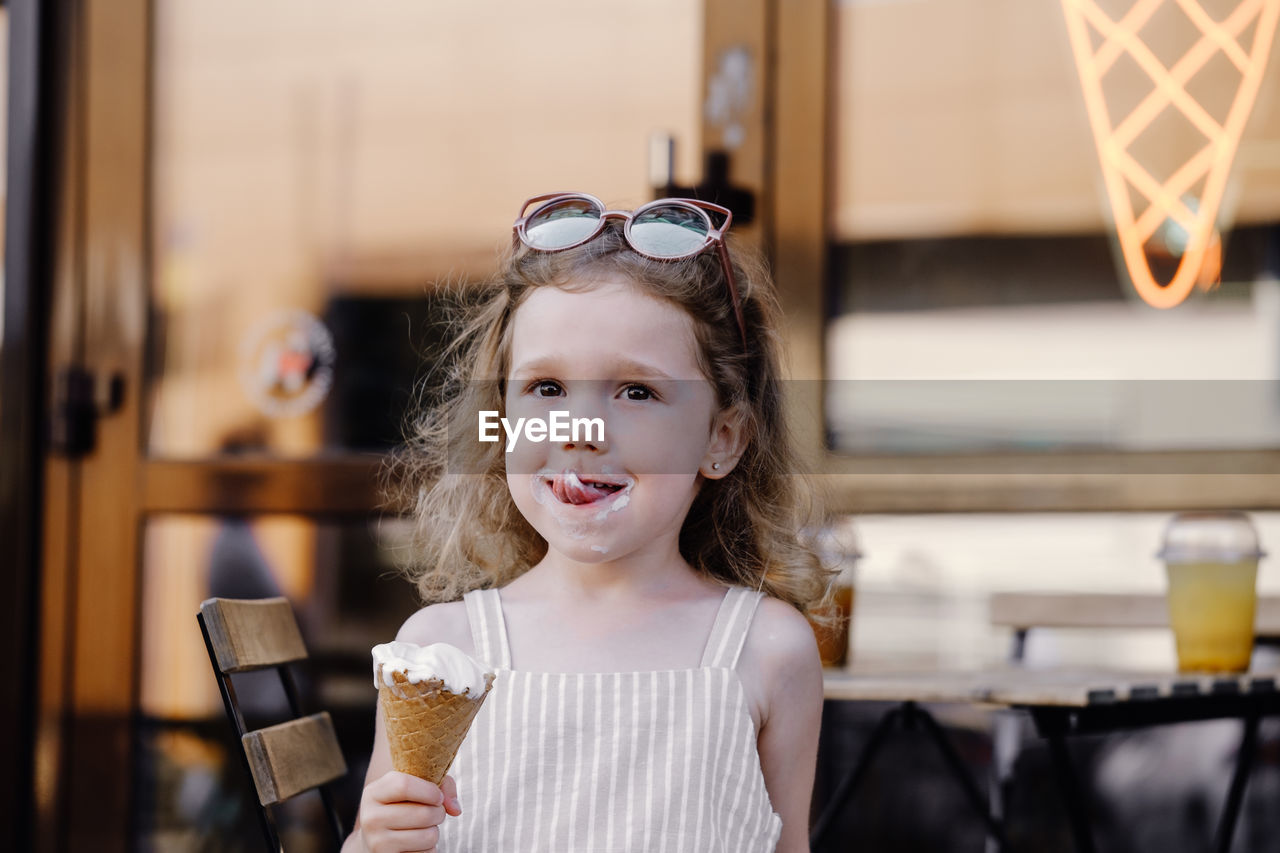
[552,471,624,505]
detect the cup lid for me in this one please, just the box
[1156,510,1266,564]
[805,521,863,572]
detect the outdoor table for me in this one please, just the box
[814,666,1280,853]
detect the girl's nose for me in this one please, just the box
[558,385,609,452]
[559,409,609,454]
[561,432,608,454]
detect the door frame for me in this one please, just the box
[32,0,151,849]
[2,1,70,849]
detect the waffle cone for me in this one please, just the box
[379,670,496,785]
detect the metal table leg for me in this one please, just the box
[910,703,1011,851]
[989,709,1023,853]
[810,704,903,848]
[1045,732,1097,853]
[1213,711,1261,853]
[811,702,1009,851]
[987,629,1029,853]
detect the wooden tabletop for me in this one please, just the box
[823,666,1280,708]
[989,592,1280,637]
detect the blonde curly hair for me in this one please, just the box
[385,221,834,615]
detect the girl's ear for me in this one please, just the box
[700,403,750,479]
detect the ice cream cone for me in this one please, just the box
[379,669,495,785]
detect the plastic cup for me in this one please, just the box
[812,583,856,668]
[805,522,861,669]
[1158,512,1265,673]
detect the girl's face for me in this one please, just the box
[502,275,741,565]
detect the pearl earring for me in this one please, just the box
[712,462,721,471]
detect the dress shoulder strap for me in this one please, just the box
[462,588,512,670]
[699,586,764,669]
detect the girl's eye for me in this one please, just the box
[621,384,656,402]
[530,380,564,398]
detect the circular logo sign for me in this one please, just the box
[239,309,336,418]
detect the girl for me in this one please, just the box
[345,192,833,853]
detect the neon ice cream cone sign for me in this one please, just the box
[1061,0,1280,307]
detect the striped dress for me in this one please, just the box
[439,585,783,852]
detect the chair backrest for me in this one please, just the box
[990,592,1280,662]
[199,596,347,850]
[991,592,1280,633]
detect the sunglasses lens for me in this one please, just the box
[629,204,710,258]
[524,198,603,250]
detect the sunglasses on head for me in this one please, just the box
[512,192,747,349]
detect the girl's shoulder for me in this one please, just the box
[737,594,823,727]
[745,594,819,655]
[394,598,477,659]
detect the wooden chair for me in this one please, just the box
[198,596,348,852]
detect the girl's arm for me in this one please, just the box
[750,598,826,853]
[342,603,470,853]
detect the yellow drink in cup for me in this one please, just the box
[1158,512,1266,673]
[1165,561,1258,672]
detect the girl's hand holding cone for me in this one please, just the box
[354,770,460,853]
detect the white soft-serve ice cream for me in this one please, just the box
[372,641,493,697]
[372,641,497,784]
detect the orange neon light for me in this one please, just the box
[1061,0,1280,307]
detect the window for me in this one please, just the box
[813,0,1280,512]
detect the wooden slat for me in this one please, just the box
[819,461,1280,515]
[990,592,1170,630]
[199,597,308,673]
[241,712,347,806]
[142,456,385,515]
[990,592,1280,638]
